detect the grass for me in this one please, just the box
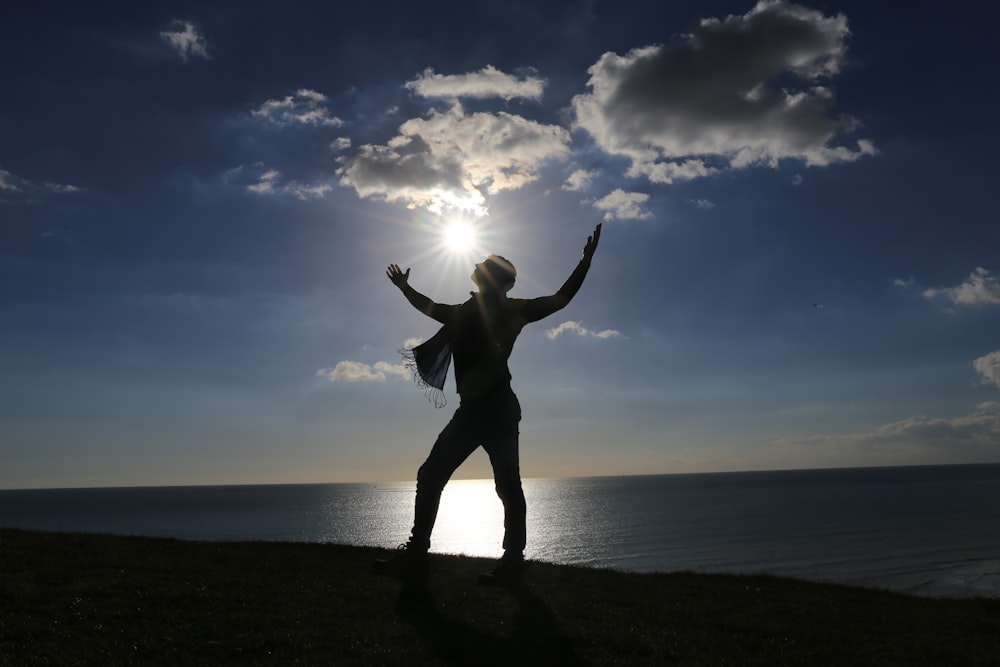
[1,528,998,665]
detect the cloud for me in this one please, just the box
[0,167,82,200]
[777,407,1000,457]
[572,1,874,183]
[629,159,718,185]
[337,101,570,216]
[160,20,211,62]
[252,89,344,128]
[778,348,1000,458]
[316,360,408,383]
[403,337,425,350]
[923,267,1000,306]
[562,169,598,192]
[38,226,77,245]
[42,182,81,194]
[688,198,715,209]
[0,169,20,192]
[974,351,1000,389]
[236,166,333,200]
[592,189,652,221]
[406,65,545,101]
[244,168,280,194]
[545,320,623,340]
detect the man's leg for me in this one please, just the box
[410,409,479,550]
[485,430,526,556]
[477,389,526,588]
[479,430,526,588]
[375,409,477,578]
[485,391,525,556]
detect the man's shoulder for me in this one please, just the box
[505,298,538,323]
[505,297,535,313]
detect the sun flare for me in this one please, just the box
[442,219,477,254]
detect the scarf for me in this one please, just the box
[400,324,450,408]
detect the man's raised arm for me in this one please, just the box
[522,223,602,323]
[386,264,449,323]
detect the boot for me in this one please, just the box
[478,552,525,588]
[374,542,429,580]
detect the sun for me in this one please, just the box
[441,219,478,254]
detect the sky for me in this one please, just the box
[2,1,999,489]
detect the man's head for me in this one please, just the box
[472,254,517,293]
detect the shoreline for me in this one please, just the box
[4,465,998,603]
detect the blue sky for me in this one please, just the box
[3,1,998,489]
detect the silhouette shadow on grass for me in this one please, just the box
[396,577,587,666]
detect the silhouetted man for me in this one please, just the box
[376,224,601,586]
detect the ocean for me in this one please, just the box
[2,464,998,599]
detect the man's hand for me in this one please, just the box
[582,223,602,263]
[386,264,410,289]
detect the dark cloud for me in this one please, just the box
[573,0,875,183]
[778,408,1000,460]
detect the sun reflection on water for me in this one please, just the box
[429,479,506,558]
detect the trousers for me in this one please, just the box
[409,387,525,554]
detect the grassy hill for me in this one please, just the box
[1,528,997,665]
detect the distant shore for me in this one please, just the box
[2,529,998,665]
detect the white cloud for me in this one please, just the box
[0,169,23,192]
[0,167,82,199]
[627,158,717,185]
[403,337,425,350]
[923,267,1000,306]
[689,198,715,209]
[572,1,874,183]
[316,360,407,383]
[545,320,623,340]
[337,101,570,216]
[43,182,81,194]
[160,20,211,62]
[245,169,280,194]
[592,189,652,221]
[374,361,409,379]
[892,277,915,288]
[252,89,344,128]
[406,65,545,101]
[332,137,352,151]
[243,167,333,200]
[974,351,1000,389]
[562,169,598,192]
[594,329,623,339]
